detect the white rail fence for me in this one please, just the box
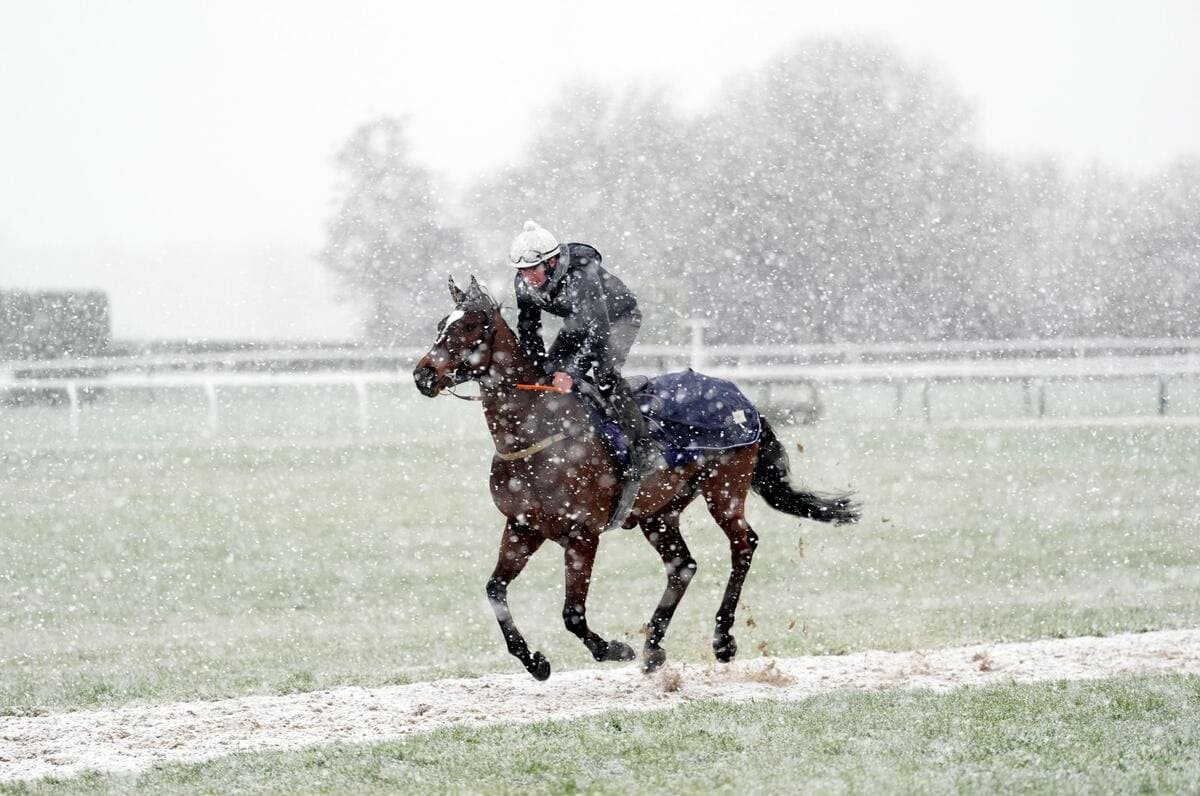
[4,336,1200,437]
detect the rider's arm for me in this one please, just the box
[547,265,611,380]
[515,282,547,366]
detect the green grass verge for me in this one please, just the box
[2,386,1198,711]
[8,674,1200,794]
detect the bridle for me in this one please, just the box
[429,302,571,461]
[430,303,496,401]
[434,305,567,401]
[445,385,484,402]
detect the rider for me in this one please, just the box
[509,219,662,530]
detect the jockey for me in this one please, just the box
[510,219,662,530]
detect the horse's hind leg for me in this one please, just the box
[563,529,637,663]
[639,500,698,673]
[487,518,549,680]
[702,451,760,663]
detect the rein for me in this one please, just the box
[442,381,572,459]
[516,384,570,394]
[445,386,483,401]
[445,383,569,401]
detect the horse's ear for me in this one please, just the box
[468,276,498,310]
[448,275,466,304]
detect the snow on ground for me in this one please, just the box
[3,628,1199,783]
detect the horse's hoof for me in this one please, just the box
[713,636,738,663]
[528,651,551,681]
[603,639,636,662]
[642,646,667,673]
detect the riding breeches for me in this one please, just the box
[597,308,641,381]
[596,310,646,447]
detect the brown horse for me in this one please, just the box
[413,276,858,679]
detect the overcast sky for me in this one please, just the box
[1,1,1198,340]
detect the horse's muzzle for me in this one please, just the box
[413,364,441,397]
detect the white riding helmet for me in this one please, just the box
[509,220,560,268]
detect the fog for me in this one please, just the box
[1,0,1197,341]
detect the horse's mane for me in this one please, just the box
[459,281,507,317]
[477,285,516,332]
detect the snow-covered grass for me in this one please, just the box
[2,385,1198,712]
[15,674,1200,793]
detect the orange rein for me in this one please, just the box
[515,384,570,394]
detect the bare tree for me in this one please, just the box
[322,117,465,343]
[1119,158,1200,336]
[465,83,696,342]
[685,38,1002,343]
[448,39,1198,345]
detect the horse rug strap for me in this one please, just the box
[495,432,568,461]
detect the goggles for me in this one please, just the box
[510,248,557,267]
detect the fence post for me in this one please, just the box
[1158,375,1169,416]
[354,378,370,433]
[66,381,80,438]
[686,319,708,371]
[204,381,219,436]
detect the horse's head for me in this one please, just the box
[413,275,499,397]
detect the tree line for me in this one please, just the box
[321,38,1200,345]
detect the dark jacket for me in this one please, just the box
[515,243,638,378]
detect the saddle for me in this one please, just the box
[577,370,762,469]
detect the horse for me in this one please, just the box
[413,275,859,680]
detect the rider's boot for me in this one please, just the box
[606,437,667,530]
[604,379,666,531]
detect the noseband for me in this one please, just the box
[437,306,498,400]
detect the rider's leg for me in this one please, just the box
[596,310,643,447]
[604,396,664,530]
[599,310,664,530]
[607,375,647,452]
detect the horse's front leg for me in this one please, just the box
[563,529,636,663]
[487,518,549,680]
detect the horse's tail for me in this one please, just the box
[751,418,860,525]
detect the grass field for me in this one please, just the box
[2,379,1198,714]
[2,378,1199,789]
[9,675,1200,794]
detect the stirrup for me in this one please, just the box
[604,476,641,532]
